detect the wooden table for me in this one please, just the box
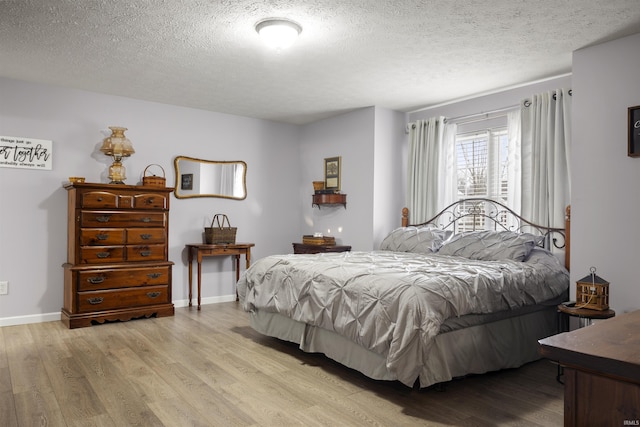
[186,243,254,310]
[539,310,640,426]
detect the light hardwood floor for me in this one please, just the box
[0,302,564,426]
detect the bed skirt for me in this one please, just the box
[248,301,562,388]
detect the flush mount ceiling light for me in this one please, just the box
[255,18,302,51]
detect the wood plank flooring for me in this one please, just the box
[0,302,564,426]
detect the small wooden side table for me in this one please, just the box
[292,243,351,254]
[557,304,616,330]
[186,243,255,310]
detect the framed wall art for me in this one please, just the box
[181,173,193,190]
[628,105,640,157]
[324,156,341,192]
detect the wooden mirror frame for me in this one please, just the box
[173,156,247,200]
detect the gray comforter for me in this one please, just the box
[237,249,568,386]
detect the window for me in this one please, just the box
[455,126,510,230]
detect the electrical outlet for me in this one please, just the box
[0,281,8,295]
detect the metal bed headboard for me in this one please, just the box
[401,198,570,270]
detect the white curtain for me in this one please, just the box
[407,117,457,223]
[520,89,572,228]
[506,109,522,215]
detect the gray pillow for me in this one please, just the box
[437,230,542,261]
[380,226,452,253]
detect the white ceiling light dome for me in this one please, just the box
[255,18,302,51]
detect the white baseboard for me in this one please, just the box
[173,294,237,308]
[0,294,238,327]
[0,312,61,327]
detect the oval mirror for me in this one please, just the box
[174,156,247,200]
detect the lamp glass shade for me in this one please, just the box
[100,127,135,159]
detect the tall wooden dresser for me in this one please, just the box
[62,182,174,328]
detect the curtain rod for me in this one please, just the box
[406,105,517,131]
[523,89,572,107]
[407,88,573,131]
[446,88,572,123]
[445,105,518,124]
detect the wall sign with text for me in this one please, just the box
[628,106,640,158]
[0,135,53,170]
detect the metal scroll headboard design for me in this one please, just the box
[403,198,567,251]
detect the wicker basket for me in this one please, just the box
[142,164,166,188]
[204,214,237,244]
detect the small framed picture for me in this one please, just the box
[628,105,640,157]
[324,156,341,191]
[181,173,193,190]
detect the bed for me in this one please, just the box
[237,199,570,388]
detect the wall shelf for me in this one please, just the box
[312,193,347,209]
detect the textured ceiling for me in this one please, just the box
[1,0,640,124]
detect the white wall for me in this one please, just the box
[299,107,376,250]
[373,107,407,248]
[572,32,640,314]
[0,77,302,322]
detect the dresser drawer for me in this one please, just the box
[126,228,165,244]
[81,211,166,227]
[80,228,126,245]
[77,285,170,313]
[79,246,125,264]
[77,266,170,291]
[81,191,119,208]
[133,193,168,210]
[127,244,166,262]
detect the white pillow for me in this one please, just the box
[380,226,452,253]
[437,230,542,261]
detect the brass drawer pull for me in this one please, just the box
[147,272,162,279]
[96,252,111,258]
[140,217,152,223]
[87,276,105,284]
[147,291,161,298]
[139,250,151,257]
[140,234,152,240]
[97,197,103,202]
[96,233,109,240]
[146,197,155,204]
[87,297,104,305]
[96,215,111,223]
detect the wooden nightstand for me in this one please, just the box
[292,243,351,254]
